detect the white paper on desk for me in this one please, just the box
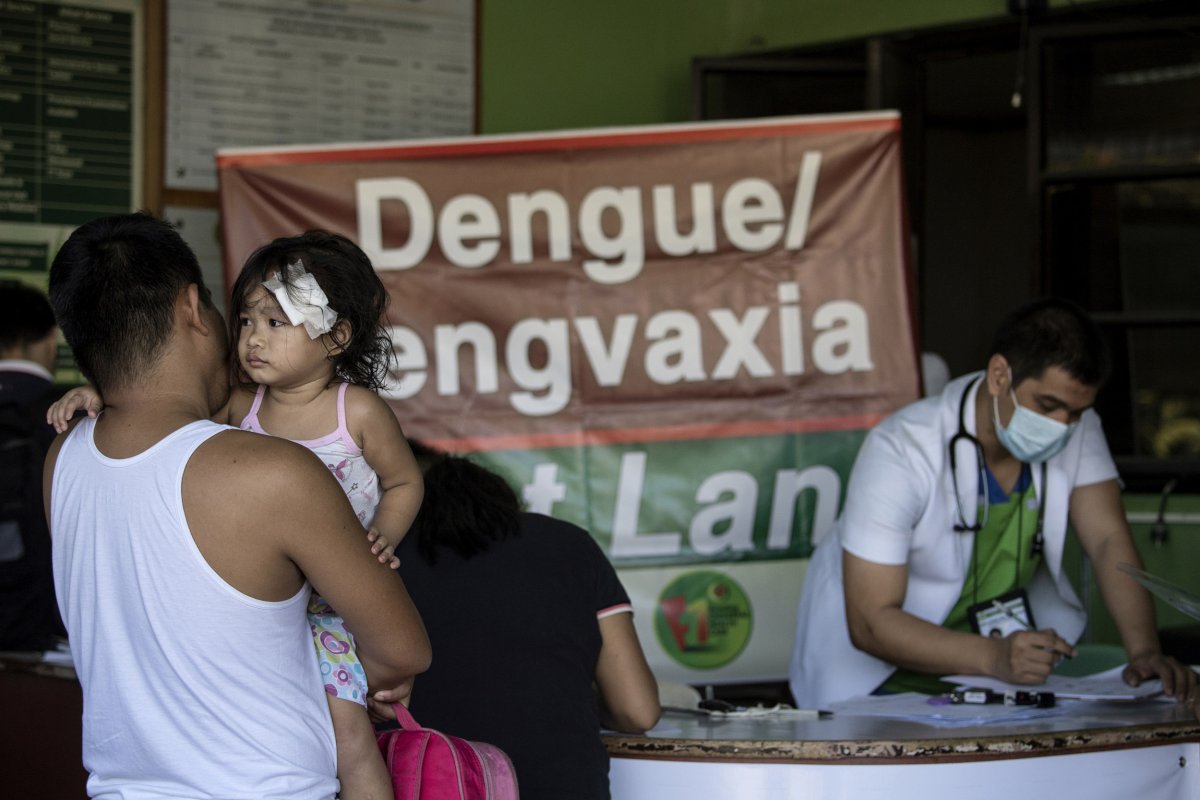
[827,692,1065,727]
[943,665,1164,701]
[41,639,73,667]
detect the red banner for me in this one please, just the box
[218,113,918,449]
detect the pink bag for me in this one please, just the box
[377,703,519,800]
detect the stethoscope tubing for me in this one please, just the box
[948,377,1045,555]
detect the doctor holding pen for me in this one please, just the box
[789,298,1197,710]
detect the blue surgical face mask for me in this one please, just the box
[992,374,1078,463]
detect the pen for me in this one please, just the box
[990,600,1073,660]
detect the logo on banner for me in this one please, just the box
[655,571,752,669]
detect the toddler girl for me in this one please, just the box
[51,230,422,800]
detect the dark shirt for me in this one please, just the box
[397,512,631,800]
[0,365,65,650]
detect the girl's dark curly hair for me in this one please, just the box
[408,440,522,565]
[228,230,392,390]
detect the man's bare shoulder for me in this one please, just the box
[192,428,330,491]
[183,429,338,599]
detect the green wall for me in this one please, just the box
[479,0,1089,134]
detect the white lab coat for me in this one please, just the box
[788,372,1118,708]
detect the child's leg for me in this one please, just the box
[329,695,392,800]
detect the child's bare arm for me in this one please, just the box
[49,383,249,432]
[349,386,424,548]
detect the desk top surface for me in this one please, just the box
[0,651,75,681]
[604,702,1200,763]
[9,653,1197,765]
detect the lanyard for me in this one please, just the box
[949,377,1047,556]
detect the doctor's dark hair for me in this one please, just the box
[991,297,1111,388]
[49,213,210,394]
[229,230,392,391]
[407,440,521,566]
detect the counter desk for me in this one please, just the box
[0,653,87,799]
[604,701,1200,800]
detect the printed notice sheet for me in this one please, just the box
[166,0,475,190]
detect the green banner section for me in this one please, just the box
[471,428,866,568]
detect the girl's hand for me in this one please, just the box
[368,678,415,721]
[367,527,400,570]
[47,385,104,433]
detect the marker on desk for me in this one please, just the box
[689,699,832,719]
[990,600,1073,660]
[790,708,834,719]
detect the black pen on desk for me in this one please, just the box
[791,708,834,719]
[990,600,1073,660]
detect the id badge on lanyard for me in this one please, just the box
[968,588,1035,638]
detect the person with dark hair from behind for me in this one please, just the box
[387,442,661,800]
[0,279,66,651]
[45,213,430,799]
[790,297,1197,710]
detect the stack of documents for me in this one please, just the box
[829,666,1165,726]
[942,666,1164,702]
[827,692,1065,727]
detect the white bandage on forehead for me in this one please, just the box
[261,258,338,340]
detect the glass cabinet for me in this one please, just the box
[1032,16,1200,482]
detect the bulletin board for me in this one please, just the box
[0,0,140,385]
[149,0,478,303]
[163,0,477,193]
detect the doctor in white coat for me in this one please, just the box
[789,298,1195,709]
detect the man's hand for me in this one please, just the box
[990,629,1077,684]
[1124,652,1197,702]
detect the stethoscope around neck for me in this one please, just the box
[948,376,1046,557]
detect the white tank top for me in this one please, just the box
[50,418,338,800]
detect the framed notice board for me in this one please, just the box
[0,0,140,386]
[160,0,477,192]
[148,0,477,302]
[0,0,141,226]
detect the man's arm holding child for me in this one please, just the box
[187,433,431,693]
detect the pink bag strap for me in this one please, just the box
[391,702,423,732]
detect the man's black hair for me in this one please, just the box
[49,213,209,394]
[991,297,1111,388]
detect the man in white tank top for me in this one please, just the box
[44,213,431,800]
